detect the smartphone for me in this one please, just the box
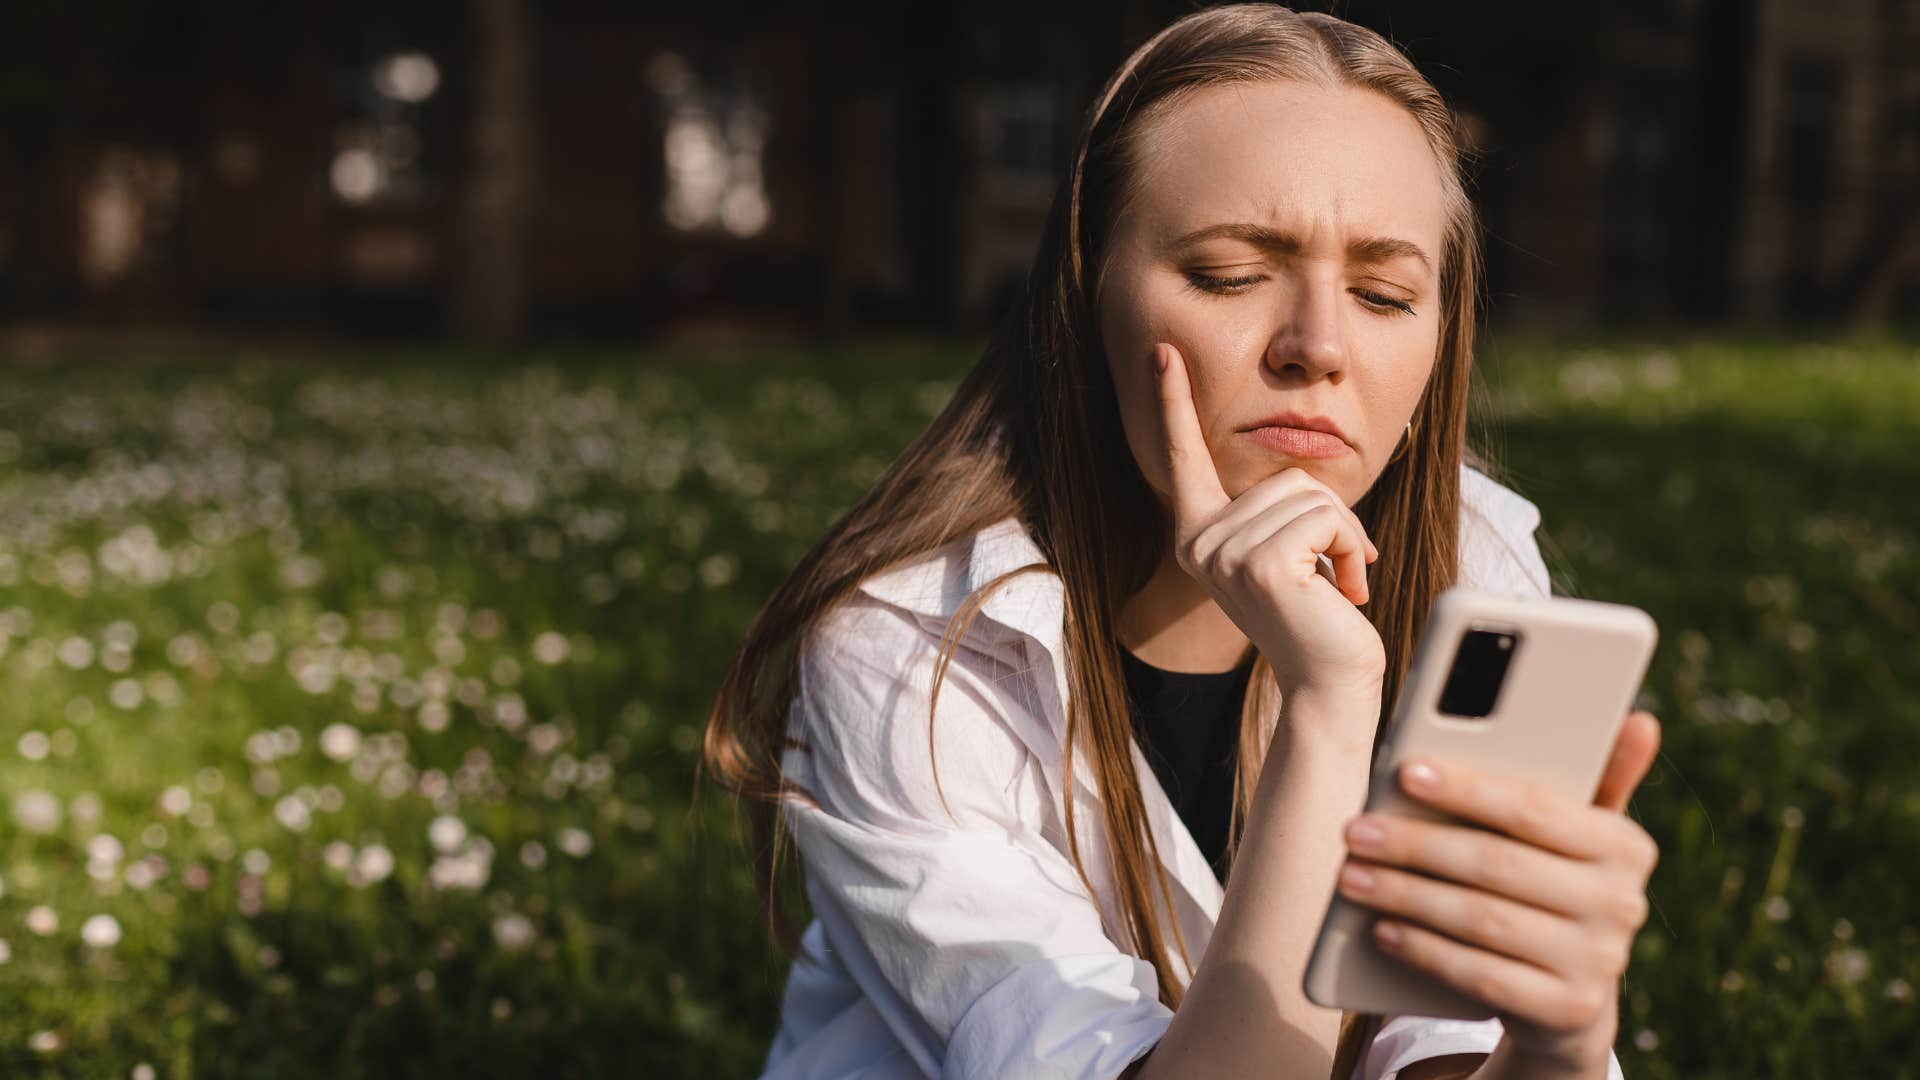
[1301,585,1658,1019]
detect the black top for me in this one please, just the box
[1118,643,1256,884]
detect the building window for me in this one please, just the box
[79,147,183,287]
[647,51,772,239]
[971,84,1059,207]
[330,51,441,207]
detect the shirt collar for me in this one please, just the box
[854,515,1227,956]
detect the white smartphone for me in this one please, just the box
[1301,585,1658,1019]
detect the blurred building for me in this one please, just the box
[0,0,1913,342]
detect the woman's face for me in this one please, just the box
[1097,78,1448,510]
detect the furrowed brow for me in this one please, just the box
[1172,223,1433,276]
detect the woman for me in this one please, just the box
[704,5,1661,1078]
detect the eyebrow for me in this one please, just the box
[1171,222,1434,276]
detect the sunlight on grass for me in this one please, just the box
[0,336,1912,1075]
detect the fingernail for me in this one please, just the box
[1403,761,1440,791]
[1153,345,1169,375]
[1339,863,1376,893]
[1375,920,1404,947]
[1346,817,1385,853]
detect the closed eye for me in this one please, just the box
[1184,270,1263,294]
[1184,272,1417,316]
[1356,289,1416,316]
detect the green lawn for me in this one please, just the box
[0,335,1913,1077]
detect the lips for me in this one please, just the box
[1239,412,1353,446]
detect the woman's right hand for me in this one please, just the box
[1152,341,1387,706]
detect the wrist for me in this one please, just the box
[1275,683,1382,759]
[1475,1034,1613,1080]
[1499,1015,1618,1079]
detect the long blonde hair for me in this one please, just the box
[704,5,1490,1075]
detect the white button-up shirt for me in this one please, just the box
[762,464,1628,1080]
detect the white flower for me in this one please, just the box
[1827,946,1871,986]
[698,553,739,588]
[428,815,468,854]
[159,785,192,817]
[87,833,125,864]
[25,905,58,936]
[0,937,11,963]
[108,678,144,710]
[527,723,564,756]
[324,841,354,871]
[558,827,593,858]
[531,631,569,665]
[56,636,94,669]
[274,795,311,832]
[86,833,125,882]
[80,914,122,948]
[355,844,395,884]
[14,790,61,834]
[427,836,493,891]
[245,732,279,764]
[491,694,527,731]
[16,730,49,761]
[125,857,165,890]
[492,912,535,951]
[28,1029,60,1053]
[319,723,362,763]
[241,849,271,875]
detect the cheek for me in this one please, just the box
[1099,278,1170,491]
[1106,331,1168,497]
[1390,337,1440,420]
[1358,338,1440,465]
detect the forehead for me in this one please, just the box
[1124,78,1447,253]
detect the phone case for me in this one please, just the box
[1301,585,1658,1019]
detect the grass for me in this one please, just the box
[0,334,1913,1076]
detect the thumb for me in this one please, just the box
[1592,710,1661,812]
[1155,342,1229,528]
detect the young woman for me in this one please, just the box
[705,6,1662,1078]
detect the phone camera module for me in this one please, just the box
[1437,627,1521,719]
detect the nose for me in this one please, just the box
[1263,271,1348,382]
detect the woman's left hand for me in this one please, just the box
[1334,710,1663,1075]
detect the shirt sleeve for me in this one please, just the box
[1458,465,1552,599]
[780,595,1172,1080]
[1360,1013,1628,1079]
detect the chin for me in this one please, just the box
[1230,458,1353,500]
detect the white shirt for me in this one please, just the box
[761,464,1628,1080]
